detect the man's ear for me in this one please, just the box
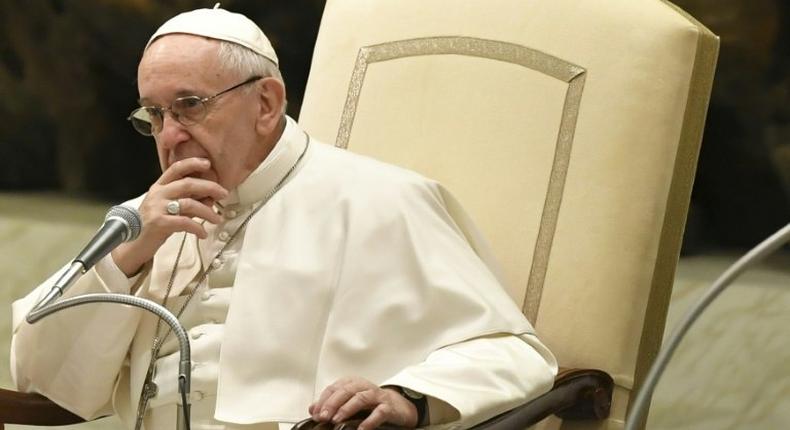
[255,77,286,135]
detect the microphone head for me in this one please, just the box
[105,205,142,242]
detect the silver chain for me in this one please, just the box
[134,134,310,430]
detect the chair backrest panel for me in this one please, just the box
[299,1,718,427]
[338,39,581,311]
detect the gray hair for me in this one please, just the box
[217,40,283,83]
[217,41,287,114]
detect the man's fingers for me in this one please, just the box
[312,378,374,421]
[198,197,216,208]
[170,198,222,225]
[110,161,226,276]
[161,215,208,239]
[332,389,378,423]
[309,377,420,429]
[162,177,228,203]
[358,404,392,430]
[317,388,358,422]
[311,384,338,420]
[157,158,212,185]
[144,197,219,228]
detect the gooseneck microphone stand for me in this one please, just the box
[626,222,790,430]
[27,294,192,430]
[24,205,192,430]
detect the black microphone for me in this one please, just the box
[34,205,143,310]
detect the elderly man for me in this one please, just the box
[11,6,556,430]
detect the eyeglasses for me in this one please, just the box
[127,75,262,136]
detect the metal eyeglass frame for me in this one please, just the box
[127,75,263,136]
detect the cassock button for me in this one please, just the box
[210,258,223,269]
[190,331,204,340]
[218,231,230,241]
[225,209,238,219]
[193,391,205,401]
[201,291,214,301]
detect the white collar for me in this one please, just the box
[219,115,307,208]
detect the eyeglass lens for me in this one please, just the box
[129,96,208,136]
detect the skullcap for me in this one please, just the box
[146,3,278,66]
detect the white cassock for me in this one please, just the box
[11,116,557,429]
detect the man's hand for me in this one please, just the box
[309,377,418,430]
[112,158,228,276]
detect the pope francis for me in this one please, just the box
[10,6,557,430]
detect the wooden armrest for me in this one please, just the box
[291,416,403,430]
[292,367,613,430]
[0,388,84,426]
[0,368,613,429]
[551,367,614,420]
[468,367,613,429]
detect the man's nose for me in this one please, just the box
[157,112,189,149]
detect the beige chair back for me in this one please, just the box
[298,1,718,428]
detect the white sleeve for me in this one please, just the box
[381,333,558,428]
[10,254,149,420]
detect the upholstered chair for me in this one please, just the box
[0,0,717,428]
[297,0,718,428]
